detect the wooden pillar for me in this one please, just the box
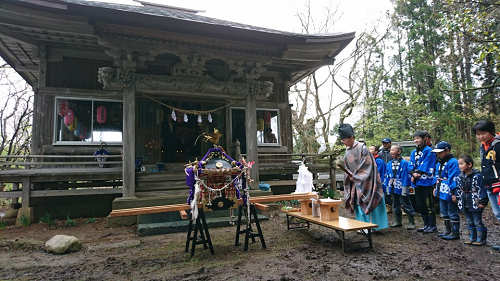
[21,178,31,208]
[12,183,19,205]
[32,44,47,155]
[329,154,337,190]
[122,73,136,198]
[245,91,259,186]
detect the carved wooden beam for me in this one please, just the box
[97,66,273,98]
[104,46,158,69]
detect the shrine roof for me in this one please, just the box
[0,0,355,86]
[55,0,349,40]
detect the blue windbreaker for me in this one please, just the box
[434,156,460,201]
[408,145,436,187]
[384,158,411,195]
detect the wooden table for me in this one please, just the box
[286,211,379,253]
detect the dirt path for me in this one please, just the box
[1,210,500,280]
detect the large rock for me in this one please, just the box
[3,207,18,219]
[45,235,82,254]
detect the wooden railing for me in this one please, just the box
[0,154,123,169]
[249,152,342,190]
[0,154,124,208]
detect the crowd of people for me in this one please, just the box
[338,120,500,248]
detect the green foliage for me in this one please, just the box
[85,217,97,224]
[321,188,340,200]
[17,212,30,227]
[353,0,499,158]
[64,213,76,227]
[0,219,6,230]
[0,184,12,209]
[39,213,56,227]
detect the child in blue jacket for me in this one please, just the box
[455,155,488,245]
[409,131,437,233]
[384,145,415,229]
[432,141,460,240]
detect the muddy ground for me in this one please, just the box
[1,206,500,281]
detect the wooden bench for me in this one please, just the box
[285,212,378,253]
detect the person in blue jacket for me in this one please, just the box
[432,141,461,240]
[384,145,416,229]
[455,155,488,245]
[370,146,391,213]
[408,131,437,233]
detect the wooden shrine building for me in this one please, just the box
[0,0,354,221]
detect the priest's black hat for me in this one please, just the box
[338,124,355,139]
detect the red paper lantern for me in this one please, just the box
[64,109,74,126]
[96,105,107,124]
[58,99,68,117]
[263,111,271,125]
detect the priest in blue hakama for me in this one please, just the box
[338,123,389,231]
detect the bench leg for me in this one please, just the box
[340,231,347,254]
[286,214,310,230]
[185,212,193,253]
[368,229,373,249]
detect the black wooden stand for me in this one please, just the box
[235,204,266,251]
[185,208,214,257]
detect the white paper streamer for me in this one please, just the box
[171,110,176,121]
[184,114,188,123]
[190,181,201,221]
[197,114,202,123]
[208,113,212,123]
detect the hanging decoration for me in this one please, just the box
[171,109,177,121]
[68,117,78,132]
[184,113,188,123]
[264,111,271,125]
[96,105,107,124]
[64,109,74,126]
[197,114,202,125]
[58,99,68,117]
[74,122,82,137]
[257,116,264,132]
[140,93,235,125]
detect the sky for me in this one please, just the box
[100,0,393,35]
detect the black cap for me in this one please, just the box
[338,124,355,139]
